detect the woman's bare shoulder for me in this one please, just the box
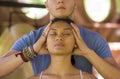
[82,71,97,79]
[28,74,40,79]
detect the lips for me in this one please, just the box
[57,5,65,10]
[55,43,64,47]
[57,7,65,9]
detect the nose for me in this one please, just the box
[56,34,64,41]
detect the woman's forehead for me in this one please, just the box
[51,21,71,28]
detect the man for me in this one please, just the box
[0,0,120,79]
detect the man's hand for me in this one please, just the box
[71,23,93,57]
[33,22,52,55]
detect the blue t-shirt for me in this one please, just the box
[11,25,112,74]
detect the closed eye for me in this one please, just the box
[63,33,71,36]
[49,32,57,36]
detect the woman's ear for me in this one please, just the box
[72,45,77,55]
[45,43,48,50]
[74,44,77,48]
[72,44,77,53]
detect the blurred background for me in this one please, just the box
[0,0,120,79]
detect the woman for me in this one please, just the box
[28,18,96,79]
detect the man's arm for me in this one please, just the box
[104,57,120,70]
[92,57,120,79]
[71,23,120,79]
[85,50,120,79]
[0,50,24,78]
[0,23,51,78]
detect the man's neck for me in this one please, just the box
[50,14,75,21]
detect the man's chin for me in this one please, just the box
[50,14,72,20]
[54,15,71,19]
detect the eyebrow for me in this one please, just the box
[50,28,71,30]
[64,28,71,30]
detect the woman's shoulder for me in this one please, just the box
[82,71,97,79]
[28,74,40,79]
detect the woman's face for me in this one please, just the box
[46,21,75,55]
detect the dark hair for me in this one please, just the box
[51,18,74,24]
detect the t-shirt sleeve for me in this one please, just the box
[80,26,112,59]
[10,27,44,52]
[10,32,34,51]
[92,33,112,58]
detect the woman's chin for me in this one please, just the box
[50,51,70,56]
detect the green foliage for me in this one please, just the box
[32,0,45,4]
[24,0,46,5]
[116,0,120,13]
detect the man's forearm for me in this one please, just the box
[84,50,120,79]
[0,53,24,77]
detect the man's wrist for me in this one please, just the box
[15,46,38,62]
[83,49,96,59]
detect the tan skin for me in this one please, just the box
[31,21,120,79]
[0,0,120,78]
[35,0,120,78]
[29,21,96,79]
[70,23,120,79]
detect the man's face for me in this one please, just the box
[45,0,75,19]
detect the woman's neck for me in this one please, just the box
[44,54,77,75]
